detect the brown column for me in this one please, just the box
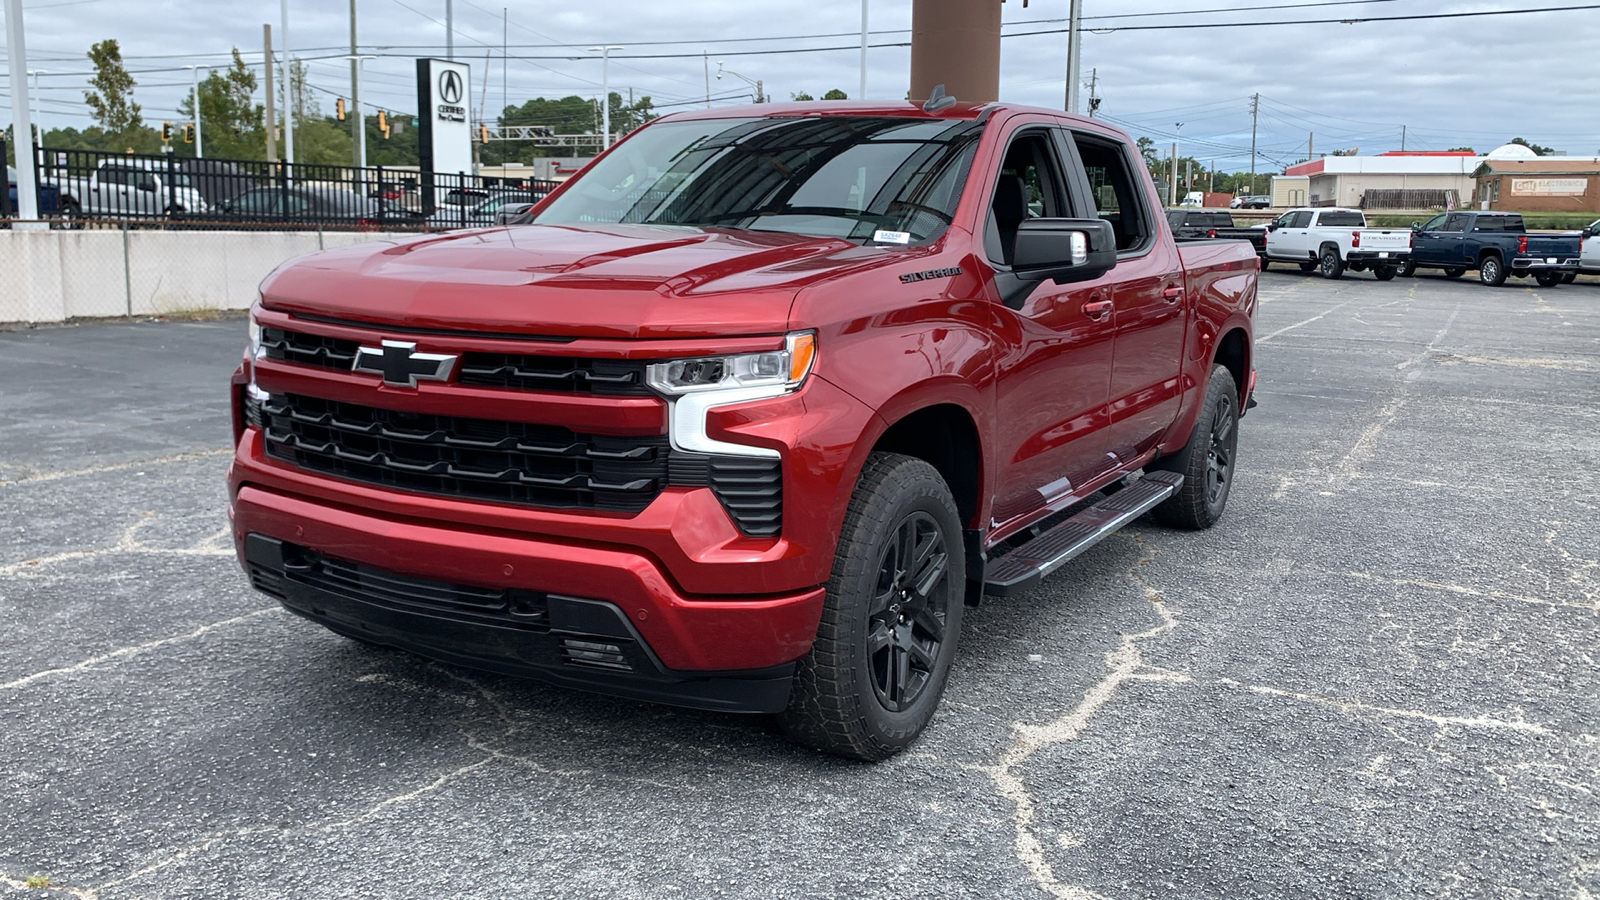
[910,0,1002,105]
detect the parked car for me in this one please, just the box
[1575,218,1600,280]
[1235,195,1272,209]
[6,165,63,218]
[1167,209,1267,261]
[1264,207,1412,279]
[232,102,1257,760]
[427,192,541,228]
[208,186,418,226]
[1399,211,1581,287]
[41,158,209,219]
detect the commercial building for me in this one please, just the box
[1282,152,1481,209]
[1473,158,1600,214]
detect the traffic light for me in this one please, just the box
[336,98,346,121]
[183,124,195,144]
[377,110,390,138]
[479,124,489,144]
[160,121,172,142]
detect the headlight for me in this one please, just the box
[247,315,262,359]
[646,332,816,396]
[648,332,816,458]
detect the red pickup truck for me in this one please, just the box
[229,101,1257,760]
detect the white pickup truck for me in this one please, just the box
[1263,207,1412,280]
[43,158,209,220]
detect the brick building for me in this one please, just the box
[1473,158,1600,213]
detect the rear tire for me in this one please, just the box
[1561,271,1577,284]
[1479,254,1507,287]
[1151,364,1239,531]
[1535,271,1564,288]
[780,453,965,761]
[1319,247,1345,279]
[1374,266,1397,281]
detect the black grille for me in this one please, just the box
[457,353,649,395]
[668,453,783,537]
[267,541,552,629]
[259,327,359,371]
[260,393,668,512]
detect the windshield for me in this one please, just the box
[533,116,983,243]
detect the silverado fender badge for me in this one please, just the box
[900,266,966,285]
[352,340,458,388]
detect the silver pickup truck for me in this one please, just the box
[43,158,209,219]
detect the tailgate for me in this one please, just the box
[1358,230,1411,251]
[1524,234,1582,256]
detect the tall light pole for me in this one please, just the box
[5,0,43,226]
[342,55,376,171]
[716,62,764,104]
[1171,122,1184,207]
[281,0,295,167]
[1064,0,1083,113]
[183,65,205,158]
[445,0,454,60]
[589,46,623,149]
[27,69,44,138]
[859,0,868,100]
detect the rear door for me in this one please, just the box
[1069,128,1188,464]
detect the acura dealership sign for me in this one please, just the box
[416,58,473,179]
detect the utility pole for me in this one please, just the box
[1308,132,1313,161]
[1086,67,1098,117]
[350,0,361,168]
[5,0,42,227]
[704,52,710,108]
[859,0,869,100]
[502,8,508,143]
[28,69,44,139]
[446,0,454,60]
[183,65,205,158]
[263,24,277,162]
[590,46,623,149]
[1401,125,1406,152]
[1209,160,1215,193]
[1171,122,1184,206]
[281,0,294,167]
[1249,92,1259,196]
[1064,0,1083,112]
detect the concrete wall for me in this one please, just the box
[0,229,407,324]
[1310,174,1476,208]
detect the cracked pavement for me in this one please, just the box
[2,273,1598,898]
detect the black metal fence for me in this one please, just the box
[8,143,559,232]
[1360,188,1461,211]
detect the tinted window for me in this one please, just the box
[1289,211,1314,228]
[1074,133,1150,251]
[1319,211,1365,227]
[535,116,981,243]
[1443,214,1471,232]
[1474,216,1506,232]
[1166,210,1185,227]
[1420,214,1448,231]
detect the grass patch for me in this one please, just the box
[25,875,51,889]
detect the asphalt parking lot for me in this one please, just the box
[3,271,1598,899]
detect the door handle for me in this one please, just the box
[1161,286,1183,303]
[1082,299,1114,321]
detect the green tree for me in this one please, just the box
[177,49,265,159]
[790,91,815,102]
[1136,136,1159,172]
[1447,146,1475,153]
[1509,137,1553,156]
[821,88,848,100]
[83,39,142,137]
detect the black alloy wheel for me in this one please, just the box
[1320,247,1345,279]
[1152,363,1240,530]
[1203,389,1239,511]
[866,512,950,712]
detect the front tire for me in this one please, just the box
[1319,247,1345,279]
[780,453,965,761]
[1298,260,1317,272]
[1398,259,1417,277]
[1479,254,1507,286]
[1151,364,1239,531]
[1444,268,1465,279]
[1562,272,1577,284]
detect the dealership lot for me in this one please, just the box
[2,274,1597,899]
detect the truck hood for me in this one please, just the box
[261,223,883,339]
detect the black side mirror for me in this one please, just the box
[1011,218,1119,285]
[1411,221,1421,230]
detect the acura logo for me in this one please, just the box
[439,69,464,105]
[353,340,457,388]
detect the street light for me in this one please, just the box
[182,65,206,158]
[5,0,44,227]
[281,0,294,168]
[26,69,44,139]
[588,46,623,149]
[341,55,377,171]
[715,62,764,104]
[1171,122,1184,207]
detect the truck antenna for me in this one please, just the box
[922,84,957,113]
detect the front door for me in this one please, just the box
[988,126,1117,530]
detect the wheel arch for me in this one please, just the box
[1214,327,1251,407]
[870,403,984,534]
[1319,241,1342,258]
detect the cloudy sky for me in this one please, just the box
[5,0,1600,170]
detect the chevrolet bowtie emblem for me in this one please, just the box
[352,340,457,388]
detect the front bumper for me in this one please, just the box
[231,482,825,713]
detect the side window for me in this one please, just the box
[1072,133,1151,252]
[1471,216,1500,232]
[1290,211,1314,228]
[1420,214,1447,231]
[985,130,1069,265]
[1273,212,1294,228]
[1442,214,1470,232]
